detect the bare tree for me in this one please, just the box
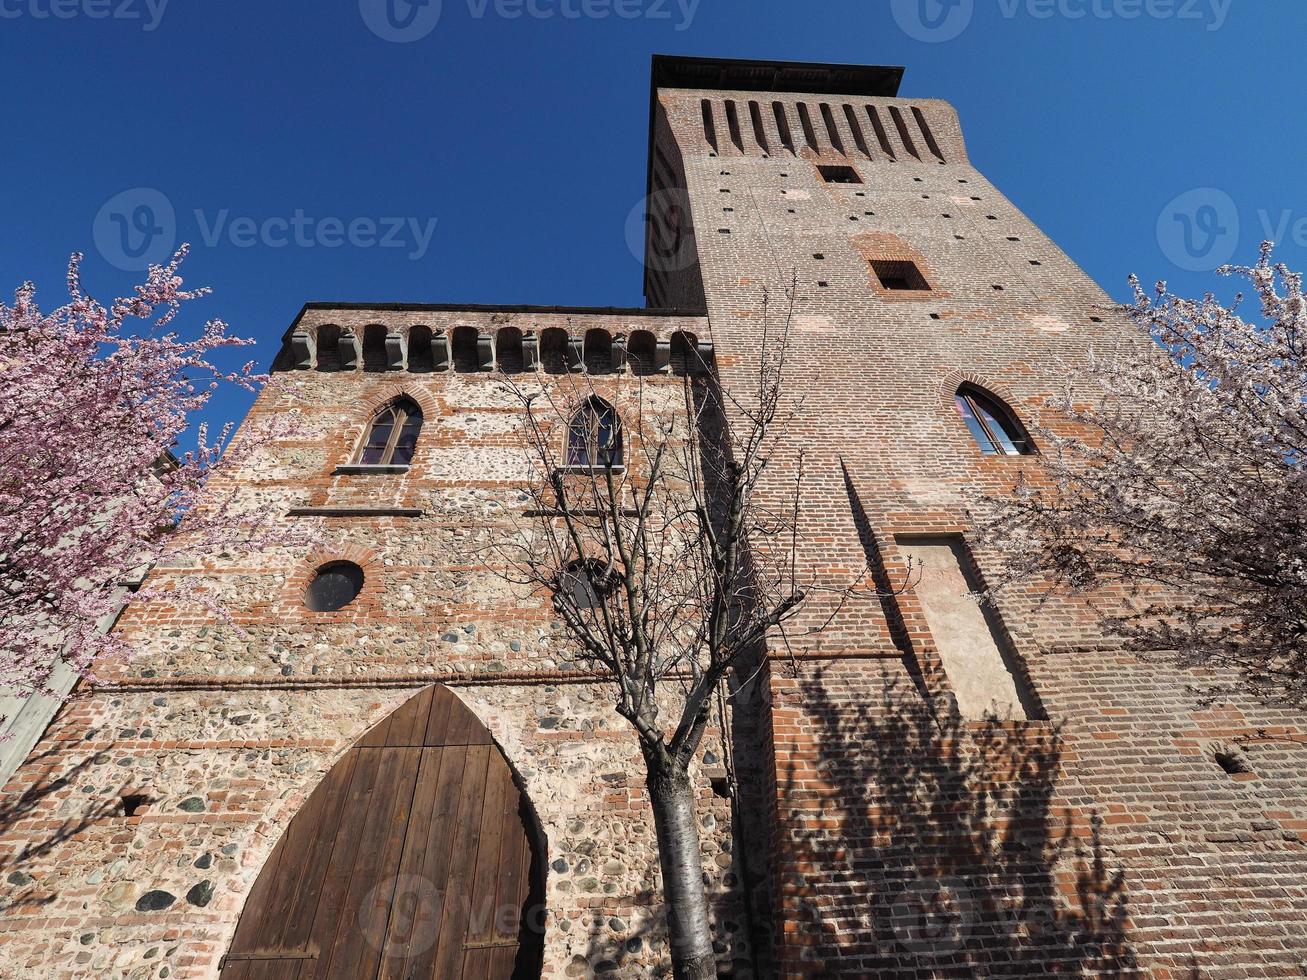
[490,295,837,979]
[973,245,1307,705]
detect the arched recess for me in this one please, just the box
[219,686,545,980]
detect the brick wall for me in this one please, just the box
[653,71,1307,977]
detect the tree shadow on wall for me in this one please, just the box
[783,672,1138,977]
[0,745,123,912]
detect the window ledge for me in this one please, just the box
[554,466,627,476]
[334,464,412,475]
[288,506,424,518]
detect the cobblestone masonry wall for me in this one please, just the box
[653,76,1307,977]
[0,311,754,979]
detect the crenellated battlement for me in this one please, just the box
[274,304,712,376]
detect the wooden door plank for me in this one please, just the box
[463,751,512,948]
[386,687,433,748]
[490,783,529,946]
[487,944,520,980]
[321,745,422,980]
[373,746,446,980]
[443,692,493,747]
[391,745,471,980]
[423,686,455,747]
[427,744,493,979]
[460,947,494,980]
[295,743,389,979]
[260,752,360,958]
[226,786,304,957]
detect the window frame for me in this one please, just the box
[352,398,424,468]
[563,397,624,472]
[954,386,1035,457]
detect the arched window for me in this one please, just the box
[954,385,1034,456]
[356,398,423,466]
[566,397,623,469]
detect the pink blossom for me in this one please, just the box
[0,247,300,716]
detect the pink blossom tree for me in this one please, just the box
[976,244,1307,703]
[0,246,291,721]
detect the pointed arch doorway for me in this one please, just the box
[218,685,545,979]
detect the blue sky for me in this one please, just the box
[1,0,1300,433]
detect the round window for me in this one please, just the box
[305,561,365,612]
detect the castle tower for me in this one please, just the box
[0,55,1305,980]
[645,55,1307,976]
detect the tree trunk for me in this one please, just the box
[644,748,717,980]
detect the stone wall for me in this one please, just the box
[0,309,753,979]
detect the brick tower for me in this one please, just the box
[644,55,1307,978]
[1,55,1306,980]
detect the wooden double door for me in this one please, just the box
[219,686,544,979]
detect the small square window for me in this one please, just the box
[818,164,862,185]
[871,259,930,292]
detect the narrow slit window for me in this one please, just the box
[888,106,921,160]
[796,102,821,153]
[748,100,770,155]
[954,386,1034,456]
[913,106,947,162]
[701,99,718,152]
[819,103,845,155]
[356,398,424,466]
[772,101,795,153]
[843,104,872,157]
[724,99,744,152]
[865,105,895,159]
